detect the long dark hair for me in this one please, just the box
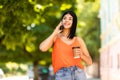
[61,10,77,39]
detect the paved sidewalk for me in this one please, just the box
[87,78,100,80]
[86,73,100,80]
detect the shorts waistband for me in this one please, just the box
[61,66,77,71]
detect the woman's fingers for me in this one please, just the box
[76,49,83,56]
[53,21,63,34]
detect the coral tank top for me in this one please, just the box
[52,36,84,73]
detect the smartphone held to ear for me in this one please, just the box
[59,25,64,30]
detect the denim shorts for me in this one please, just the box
[55,66,86,80]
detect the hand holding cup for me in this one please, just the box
[72,46,81,58]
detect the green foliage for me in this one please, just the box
[0,0,77,64]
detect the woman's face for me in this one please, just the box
[62,13,73,29]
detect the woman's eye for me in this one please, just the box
[63,17,73,21]
[63,17,66,20]
[69,18,73,21]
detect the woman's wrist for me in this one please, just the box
[52,31,58,37]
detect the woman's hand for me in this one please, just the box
[53,21,63,35]
[74,48,84,58]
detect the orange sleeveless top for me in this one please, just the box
[52,36,84,73]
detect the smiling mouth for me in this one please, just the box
[64,24,69,26]
[64,23,71,26]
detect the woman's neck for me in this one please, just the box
[62,29,70,37]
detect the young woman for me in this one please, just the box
[39,10,92,80]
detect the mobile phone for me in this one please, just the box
[59,25,64,30]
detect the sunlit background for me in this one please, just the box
[0,0,120,80]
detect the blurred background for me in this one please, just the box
[0,0,120,80]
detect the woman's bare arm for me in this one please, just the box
[77,37,92,65]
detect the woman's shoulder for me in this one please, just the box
[75,36,84,43]
[75,36,82,40]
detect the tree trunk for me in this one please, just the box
[33,61,39,80]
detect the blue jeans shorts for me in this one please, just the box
[55,66,86,80]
